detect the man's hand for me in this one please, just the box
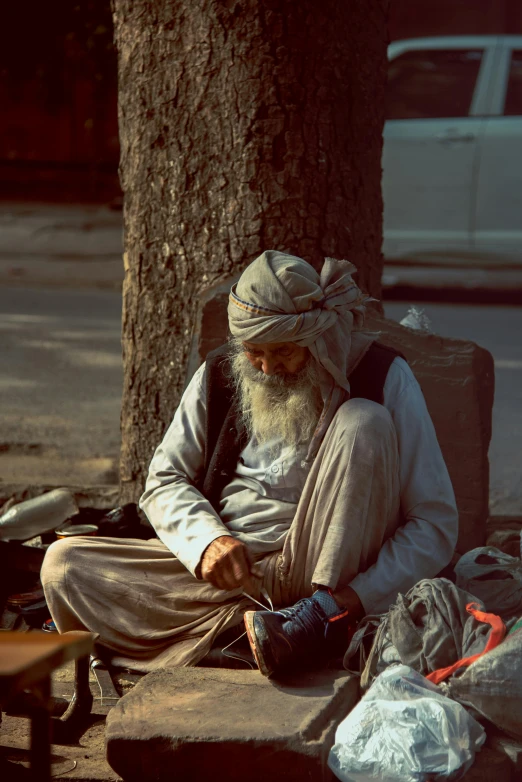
[200,536,253,592]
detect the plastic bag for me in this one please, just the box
[399,306,432,333]
[455,546,522,618]
[328,664,485,782]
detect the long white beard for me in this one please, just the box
[230,345,323,450]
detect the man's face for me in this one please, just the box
[233,339,321,447]
[242,341,309,377]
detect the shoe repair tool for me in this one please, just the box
[51,650,94,743]
[90,656,121,706]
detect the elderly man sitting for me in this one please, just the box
[41,251,458,678]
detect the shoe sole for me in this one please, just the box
[244,611,271,677]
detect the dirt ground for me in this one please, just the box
[0,661,130,781]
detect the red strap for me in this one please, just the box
[426,602,506,685]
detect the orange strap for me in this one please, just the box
[426,602,506,685]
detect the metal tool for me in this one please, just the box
[90,656,121,706]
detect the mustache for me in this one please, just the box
[228,340,314,388]
[239,364,303,388]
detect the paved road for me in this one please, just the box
[0,287,122,485]
[1,287,520,513]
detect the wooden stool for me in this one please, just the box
[0,630,94,782]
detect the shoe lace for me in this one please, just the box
[279,598,325,640]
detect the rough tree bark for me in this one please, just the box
[113,0,389,503]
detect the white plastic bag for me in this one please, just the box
[399,306,432,333]
[328,665,485,782]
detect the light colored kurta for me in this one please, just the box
[140,357,458,614]
[42,391,458,670]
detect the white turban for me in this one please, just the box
[228,250,377,393]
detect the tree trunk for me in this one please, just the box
[113,0,389,503]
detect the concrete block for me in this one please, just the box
[187,283,494,555]
[106,667,359,782]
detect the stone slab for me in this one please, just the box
[366,313,494,554]
[106,667,359,782]
[188,281,494,555]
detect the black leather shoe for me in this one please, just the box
[244,597,351,678]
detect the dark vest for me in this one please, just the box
[199,342,404,510]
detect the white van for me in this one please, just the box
[383,36,522,267]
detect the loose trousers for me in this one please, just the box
[41,399,400,671]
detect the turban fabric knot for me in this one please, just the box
[228,250,378,394]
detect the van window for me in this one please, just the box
[386,49,483,120]
[504,51,522,116]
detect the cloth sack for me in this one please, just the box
[444,618,522,741]
[344,579,492,689]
